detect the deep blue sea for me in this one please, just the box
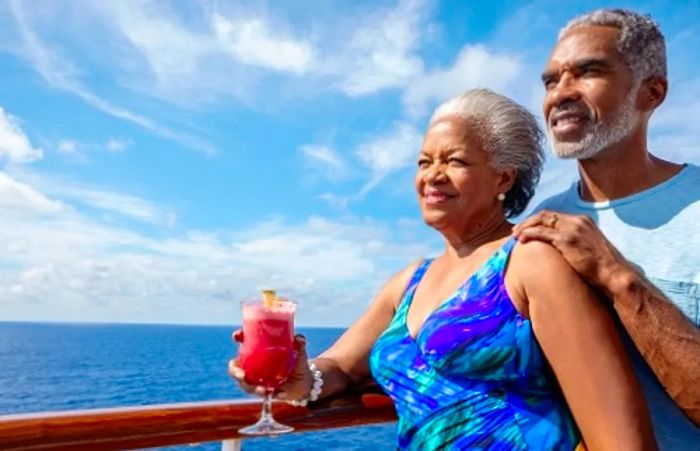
[0,322,396,450]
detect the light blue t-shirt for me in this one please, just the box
[535,163,700,449]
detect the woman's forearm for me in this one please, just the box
[605,266,700,425]
[312,356,354,399]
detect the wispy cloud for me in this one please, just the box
[6,168,176,226]
[0,172,64,216]
[334,0,428,96]
[56,139,79,155]
[212,15,314,74]
[300,144,348,180]
[403,45,522,117]
[0,171,433,325]
[8,0,216,155]
[355,121,423,196]
[105,137,132,153]
[0,107,43,164]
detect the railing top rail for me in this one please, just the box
[0,392,396,451]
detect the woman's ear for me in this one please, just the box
[496,167,517,197]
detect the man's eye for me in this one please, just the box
[417,159,431,168]
[543,78,558,90]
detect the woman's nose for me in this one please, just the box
[423,163,446,184]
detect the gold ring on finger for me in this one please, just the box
[546,214,559,229]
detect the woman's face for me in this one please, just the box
[416,117,510,232]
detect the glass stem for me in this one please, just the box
[261,390,274,422]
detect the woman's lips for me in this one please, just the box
[424,191,456,205]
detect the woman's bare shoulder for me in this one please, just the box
[509,239,581,295]
[506,240,578,311]
[378,259,425,310]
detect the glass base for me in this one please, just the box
[239,417,294,436]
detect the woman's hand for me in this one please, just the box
[228,330,314,401]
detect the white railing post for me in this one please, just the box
[221,439,242,451]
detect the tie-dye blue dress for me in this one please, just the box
[369,238,581,450]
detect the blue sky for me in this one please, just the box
[0,0,698,327]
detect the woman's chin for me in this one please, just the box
[421,210,454,229]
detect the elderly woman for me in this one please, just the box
[230,89,656,450]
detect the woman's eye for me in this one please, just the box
[448,158,467,167]
[417,159,431,168]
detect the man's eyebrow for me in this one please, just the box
[541,57,612,82]
[541,70,557,82]
[572,57,611,69]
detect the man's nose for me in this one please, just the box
[548,73,581,108]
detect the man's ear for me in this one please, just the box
[638,77,668,112]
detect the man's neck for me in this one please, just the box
[576,133,683,202]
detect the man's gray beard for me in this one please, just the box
[548,92,637,160]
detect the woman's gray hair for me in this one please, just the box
[560,9,666,83]
[429,88,545,218]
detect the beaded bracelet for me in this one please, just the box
[288,360,324,407]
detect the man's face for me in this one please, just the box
[542,25,640,159]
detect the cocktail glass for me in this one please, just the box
[238,297,297,435]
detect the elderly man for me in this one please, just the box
[514,8,700,449]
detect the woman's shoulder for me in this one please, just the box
[509,239,579,290]
[378,259,426,310]
[506,240,577,311]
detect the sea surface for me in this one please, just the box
[0,322,396,450]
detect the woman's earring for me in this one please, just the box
[497,193,506,201]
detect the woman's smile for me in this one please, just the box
[423,188,457,205]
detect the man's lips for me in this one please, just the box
[549,112,590,136]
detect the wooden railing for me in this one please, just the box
[0,392,396,450]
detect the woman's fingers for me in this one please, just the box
[227,358,264,394]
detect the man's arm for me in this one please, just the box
[513,210,700,425]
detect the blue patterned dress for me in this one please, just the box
[369,238,581,450]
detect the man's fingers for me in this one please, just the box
[514,210,573,236]
[517,226,559,244]
[513,211,555,234]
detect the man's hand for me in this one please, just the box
[513,210,631,291]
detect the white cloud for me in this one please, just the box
[355,121,423,195]
[0,172,64,215]
[0,107,43,164]
[57,139,79,155]
[105,138,131,153]
[403,45,522,116]
[212,15,314,74]
[0,174,434,325]
[300,144,347,180]
[6,169,175,226]
[335,0,427,96]
[8,0,216,155]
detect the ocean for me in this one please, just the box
[0,322,396,450]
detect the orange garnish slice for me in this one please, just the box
[262,289,277,308]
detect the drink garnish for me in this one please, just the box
[262,289,277,308]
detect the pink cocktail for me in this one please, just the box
[237,297,297,435]
[239,301,297,388]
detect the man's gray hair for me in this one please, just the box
[560,9,666,83]
[429,89,545,218]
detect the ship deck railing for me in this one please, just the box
[0,389,396,450]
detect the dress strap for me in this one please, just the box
[396,258,433,313]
